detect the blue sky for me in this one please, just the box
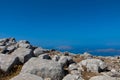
[0,0,120,48]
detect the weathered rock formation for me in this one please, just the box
[0,38,119,80]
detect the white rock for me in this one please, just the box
[7,45,16,51]
[68,63,78,71]
[0,54,19,72]
[52,55,60,61]
[33,47,45,57]
[17,40,31,49]
[21,57,65,80]
[10,73,43,80]
[11,48,33,63]
[89,75,117,80]
[79,59,107,73]
[62,74,84,80]
[58,56,74,67]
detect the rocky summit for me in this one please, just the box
[0,38,120,80]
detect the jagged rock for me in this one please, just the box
[62,74,84,80]
[70,70,82,75]
[21,57,65,80]
[82,52,92,59]
[11,48,33,63]
[0,46,7,53]
[16,40,32,49]
[52,55,60,61]
[77,63,84,72]
[79,59,107,73]
[68,63,78,71]
[0,54,19,72]
[33,47,45,57]
[0,38,16,46]
[6,45,16,54]
[89,75,117,80]
[18,40,30,44]
[38,54,51,60]
[58,56,74,67]
[10,73,43,80]
[63,51,69,56]
[101,69,120,78]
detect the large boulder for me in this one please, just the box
[16,40,32,49]
[58,56,74,67]
[79,59,107,73]
[62,74,84,80]
[11,48,33,63]
[20,57,65,80]
[89,75,117,80]
[0,54,19,72]
[10,73,43,80]
[33,47,45,57]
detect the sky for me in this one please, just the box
[0,0,120,49]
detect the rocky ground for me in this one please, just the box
[0,38,120,80]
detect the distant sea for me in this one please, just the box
[45,46,120,56]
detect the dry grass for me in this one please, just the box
[73,55,84,63]
[0,64,23,80]
[81,66,101,80]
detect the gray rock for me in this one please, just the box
[7,45,16,51]
[21,58,65,80]
[0,54,19,72]
[82,52,92,59]
[6,45,16,54]
[0,38,16,46]
[0,46,6,53]
[17,40,32,49]
[101,70,120,78]
[0,38,8,46]
[18,40,30,44]
[10,73,43,80]
[70,70,81,75]
[33,47,45,57]
[89,75,117,80]
[62,74,84,80]
[58,56,74,67]
[11,48,33,63]
[79,59,107,73]
[52,55,60,61]
[38,54,51,60]
[68,63,78,71]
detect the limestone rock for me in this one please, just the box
[62,74,84,80]
[89,75,117,80]
[38,54,51,60]
[16,40,32,49]
[52,55,60,61]
[79,59,107,73]
[10,73,43,80]
[58,56,74,67]
[21,58,65,80]
[0,54,19,72]
[68,63,78,71]
[33,47,45,57]
[11,48,33,63]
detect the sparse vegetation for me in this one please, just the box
[0,64,23,80]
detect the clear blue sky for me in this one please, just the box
[0,0,120,48]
